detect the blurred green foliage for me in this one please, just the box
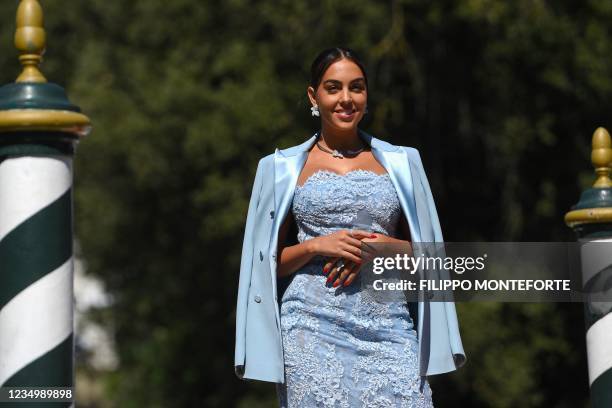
[1,0,607,406]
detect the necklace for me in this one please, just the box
[316,141,365,159]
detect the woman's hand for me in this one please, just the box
[308,229,376,264]
[325,233,413,287]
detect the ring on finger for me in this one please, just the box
[336,259,345,272]
[341,261,356,278]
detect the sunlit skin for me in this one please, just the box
[276,58,413,287]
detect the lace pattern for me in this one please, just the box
[293,169,402,243]
[278,170,434,407]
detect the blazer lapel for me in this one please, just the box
[370,147,422,243]
[269,134,318,287]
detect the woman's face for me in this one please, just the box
[308,58,368,132]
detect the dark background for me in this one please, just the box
[1,1,608,406]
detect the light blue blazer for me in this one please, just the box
[235,129,466,383]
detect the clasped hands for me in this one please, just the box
[309,229,403,288]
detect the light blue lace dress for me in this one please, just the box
[277,169,434,408]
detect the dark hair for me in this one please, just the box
[309,47,369,91]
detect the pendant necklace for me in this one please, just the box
[316,141,365,159]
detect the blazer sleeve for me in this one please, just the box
[234,159,264,377]
[411,150,444,243]
[410,148,467,370]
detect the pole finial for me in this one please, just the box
[14,0,47,83]
[591,127,612,188]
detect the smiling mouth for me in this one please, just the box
[335,110,356,118]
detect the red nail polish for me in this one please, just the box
[333,280,340,288]
[343,280,350,287]
[326,276,333,284]
[370,234,377,238]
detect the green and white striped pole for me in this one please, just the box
[565,127,612,408]
[0,1,91,406]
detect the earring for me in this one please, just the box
[311,105,320,117]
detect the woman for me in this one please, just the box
[234,47,465,407]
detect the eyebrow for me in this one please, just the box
[323,78,366,85]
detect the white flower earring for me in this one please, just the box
[311,105,320,117]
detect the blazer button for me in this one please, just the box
[254,295,262,303]
[270,210,275,219]
[259,251,263,261]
